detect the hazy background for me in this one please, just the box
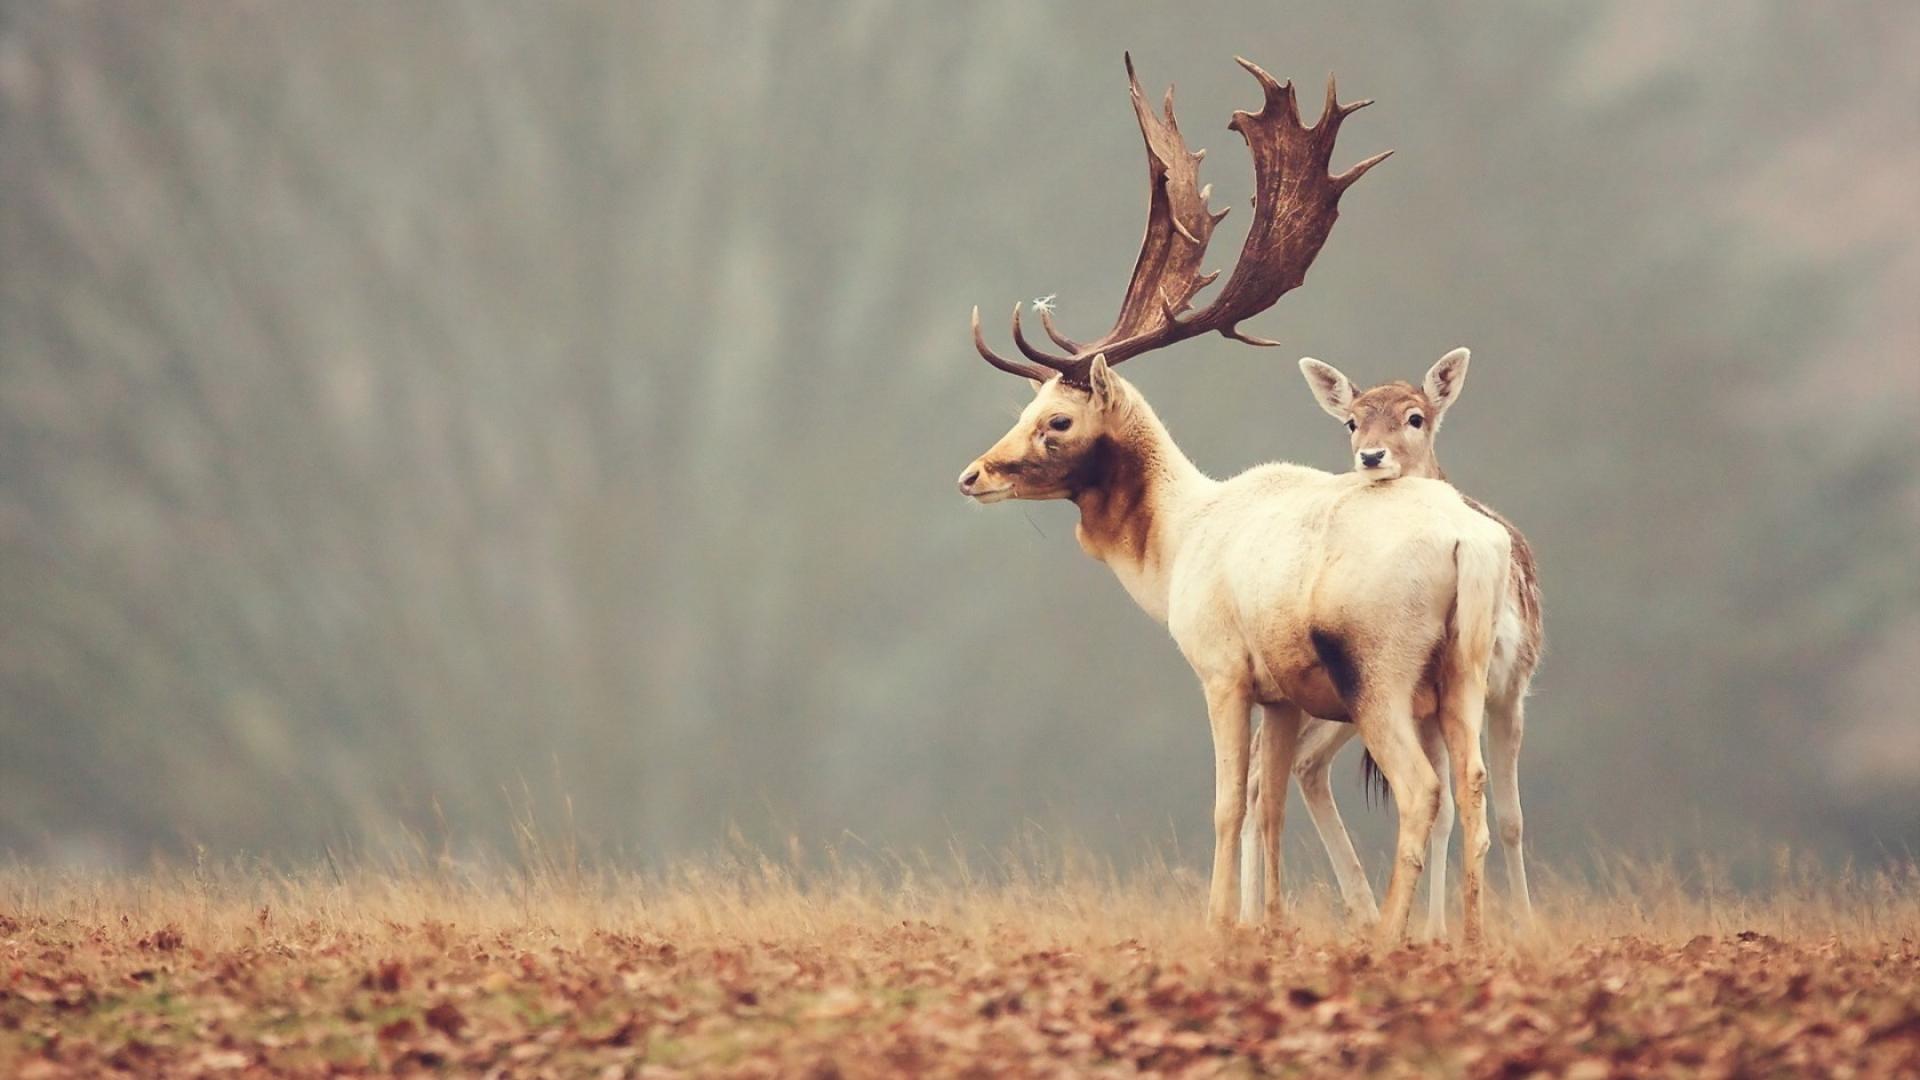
[2,3,1916,877]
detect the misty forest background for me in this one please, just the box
[2,3,1916,877]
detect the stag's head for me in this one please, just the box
[1298,349,1469,481]
[960,53,1389,502]
[957,360,1129,503]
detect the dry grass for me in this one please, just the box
[2,842,1918,1076]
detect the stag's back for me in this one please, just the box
[1167,468,1509,692]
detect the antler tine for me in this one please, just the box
[1334,148,1394,192]
[1317,74,1376,140]
[1203,182,1231,228]
[1233,56,1283,105]
[972,305,1054,381]
[1221,326,1281,348]
[1338,94,1375,118]
[1037,306,1083,353]
[1235,56,1300,124]
[1010,303,1076,368]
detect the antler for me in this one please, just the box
[972,54,1390,387]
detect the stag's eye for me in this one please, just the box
[1407,413,1425,429]
[1345,419,1357,433]
[1048,415,1073,432]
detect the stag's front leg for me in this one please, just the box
[1441,680,1492,947]
[1203,680,1254,929]
[1356,697,1441,946]
[1256,703,1302,926]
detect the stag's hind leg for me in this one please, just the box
[1440,679,1492,946]
[1353,696,1441,947]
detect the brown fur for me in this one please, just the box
[1460,494,1544,673]
[1071,431,1161,574]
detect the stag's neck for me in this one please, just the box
[1071,391,1211,622]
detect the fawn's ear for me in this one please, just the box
[1423,348,1470,425]
[1298,357,1357,421]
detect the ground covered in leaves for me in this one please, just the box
[1,860,1917,1077]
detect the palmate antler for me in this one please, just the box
[973,53,1391,386]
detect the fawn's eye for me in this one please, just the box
[1407,413,1425,429]
[1048,415,1073,432]
[1345,419,1357,432]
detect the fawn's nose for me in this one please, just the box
[958,466,982,493]
[1359,449,1388,469]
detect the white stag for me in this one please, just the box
[957,55,1510,944]
[1241,351,1543,933]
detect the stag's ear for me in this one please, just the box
[1423,348,1470,425]
[1298,358,1357,421]
[1028,377,1047,394]
[1085,354,1121,410]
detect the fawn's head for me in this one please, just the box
[1298,348,1470,481]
